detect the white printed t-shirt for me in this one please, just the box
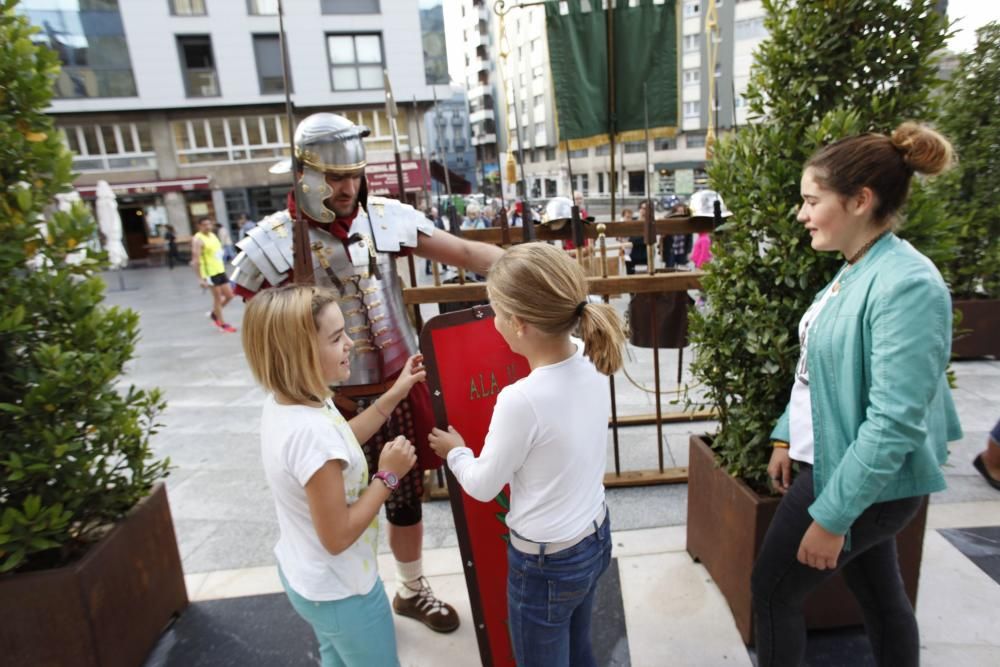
[259,395,379,601]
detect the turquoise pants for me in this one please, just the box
[279,569,400,667]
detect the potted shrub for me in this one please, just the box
[686,0,949,644]
[933,22,1000,358]
[0,4,186,665]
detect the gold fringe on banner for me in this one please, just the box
[560,125,678,152]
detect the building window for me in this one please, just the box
[327,34,383,91]
[170,0,206,15]
[60,122,156,172]
[624,141,645,154]
[655,137,676,150]
[683,34,700,52]
[595,144,610,156]
[569,148,588,159]
[686,133,706,148]
[683,1,700,17]
[735,17,767,41]
[253,35,287,94]
[172,115,291,165]
[177,35,219,97]
[628,170,645,196]
[683,101,701,118]
[575,174,589,195]
[545,178,557,198]
[247,0,278,15]
[23,0,138,98]
[545,147,556,161]
[321,0,380,13]
[597,172,605,193]
[683,68,700,85]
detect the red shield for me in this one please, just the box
[420,306,530,667]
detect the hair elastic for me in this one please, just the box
[575,301,587,317]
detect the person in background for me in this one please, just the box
[192,217,236,333]
[215,219,236,264]
[626,201,650,275]
[239,214,257,240]
[973,419,1000,491]
[752,123,963,666]
[425,206,446,275]
[164,224,182,270]
[462,202,487,230]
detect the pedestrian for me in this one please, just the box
[428,242,626,667]
[164,224,182,269]
[215,219,236,263]
[241,284,426,667]
[239,213,257,240]
[462,202,487,230]
[231,113,503,633]
[191,217,236,333]
[626,200,649,275]
[972,418,1000,491]
[752,122,964,666]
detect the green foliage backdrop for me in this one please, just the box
[0,0,166,574]
[689,0,949,487]
[933,22,1000,298]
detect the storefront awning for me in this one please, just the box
[75,176,212,197]
[429,160,472,195]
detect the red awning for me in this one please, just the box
[75,176,212,197]
[429,160,472,195]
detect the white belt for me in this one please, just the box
[509,504,608,556]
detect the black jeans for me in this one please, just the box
[751,464,923,667]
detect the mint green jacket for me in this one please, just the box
[771,234,962,536]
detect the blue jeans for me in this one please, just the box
[279,569,400,667]
[507,514,613,667]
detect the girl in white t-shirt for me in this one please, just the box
[428,242,627,667]
[242,285,425,667]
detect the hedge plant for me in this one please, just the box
[0,0,167,574]
[689,0,949,488]
[933,22,1000,299]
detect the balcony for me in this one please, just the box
[471,133,497,146]
[469,108,495,124]
[468,84,492,100]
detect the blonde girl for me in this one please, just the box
[242,285,426,667]
[429,242,626,667]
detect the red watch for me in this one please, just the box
[373,470,400,491]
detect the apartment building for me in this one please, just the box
[456,0,768,208]
[21,0,452,260]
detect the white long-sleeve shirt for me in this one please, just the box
[447,339,608,542]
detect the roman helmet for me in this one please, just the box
[293,113,371,223]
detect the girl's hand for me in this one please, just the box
[767,447,792,495]
[797,521,845,571]
[429,426,465,458]
[388,354,427,402]
[377,435,416,478]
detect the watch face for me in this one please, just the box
[384,472,398,485]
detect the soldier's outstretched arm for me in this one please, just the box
[415,228,503,275]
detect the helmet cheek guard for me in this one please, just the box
[297,168,336,223]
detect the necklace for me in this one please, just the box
[846,229,889,265]
[832,229,889,294]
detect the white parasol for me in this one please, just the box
[95,180,129,270]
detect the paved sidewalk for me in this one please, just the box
[103,265,1000,666]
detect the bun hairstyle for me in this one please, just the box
[486,242,626,376]
[806,122,954,223]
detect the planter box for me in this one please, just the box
[952,298,1000,358]
[686,435,927,644]
[0,483,188,667]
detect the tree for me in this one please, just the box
[689,0,949,487]
[933,22,1000,298]
[0,0,166,574]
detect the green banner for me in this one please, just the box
[545,0,677,149]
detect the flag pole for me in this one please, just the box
[277,0,312,285]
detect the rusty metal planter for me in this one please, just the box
[952,298,1000,358]
[0,483,188,667]
[685,435,927,645]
